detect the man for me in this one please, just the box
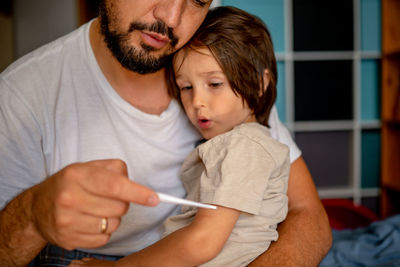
[0,0,332,266]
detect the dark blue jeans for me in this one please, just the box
[29,244,123,266]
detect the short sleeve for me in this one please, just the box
[197,134,278,215]
[0,79,47,209]
[268,105,301,162]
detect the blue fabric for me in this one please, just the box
[320,215,400,267]
[29,244,123,266]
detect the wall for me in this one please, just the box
[14,0,77,58]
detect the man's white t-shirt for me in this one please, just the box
[0,21,300,256]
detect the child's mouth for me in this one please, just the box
[198,119,211,128]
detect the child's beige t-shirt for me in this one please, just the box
[163,122,290,267]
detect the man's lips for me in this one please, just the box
[140,31,170,49]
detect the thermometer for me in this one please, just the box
[157,192,217,210]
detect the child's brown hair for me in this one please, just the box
[167,6,277,127]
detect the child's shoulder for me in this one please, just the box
[195,123,289,170]
[202,123,288,155]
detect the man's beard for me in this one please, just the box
[98,2,178,74]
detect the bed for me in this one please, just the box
[319,199,400,267]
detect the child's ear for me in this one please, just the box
[260,69,270,96]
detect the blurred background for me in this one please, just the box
[0,0,399,223]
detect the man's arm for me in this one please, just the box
[0,184,47,266]
[248,156,332,266]
[0,159,159,266]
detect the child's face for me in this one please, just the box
[174,47,256,140]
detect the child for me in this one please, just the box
[70,6,290,267]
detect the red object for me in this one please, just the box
[322,199,379,230]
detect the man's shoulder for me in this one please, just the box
[0,22,92,116]
[1,23,88,81]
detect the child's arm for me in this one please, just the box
[117,206,241,267]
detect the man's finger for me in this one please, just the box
[80,169,159,206]
[117,179,160,206]
[66,185,130,217]
[56,210,121,235]
[91,159,129,177]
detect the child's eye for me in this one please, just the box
[209,82,223,88]
[180,85,193,91]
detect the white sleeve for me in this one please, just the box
[268,105,301,163]
[0,77,48,210]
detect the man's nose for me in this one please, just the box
[154,0,185,29]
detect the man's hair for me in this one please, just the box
[167,6,277,127]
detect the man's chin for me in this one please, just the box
[141,43,176,58]
[118,54,170,74]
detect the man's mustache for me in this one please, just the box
[129,20,178,48]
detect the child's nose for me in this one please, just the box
[192,90,206,108]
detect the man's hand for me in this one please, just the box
[32,159,159,250]
[0,159,159,265]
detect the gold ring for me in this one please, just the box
[100,217,108,234]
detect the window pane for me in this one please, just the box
[361,0,381,51]
[295,131,352,188]
[293,0,353,51]
[361,130,381,188]
[361,60,381,121]
[294,60,353,121]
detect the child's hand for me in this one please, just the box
[68,257,116,267]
